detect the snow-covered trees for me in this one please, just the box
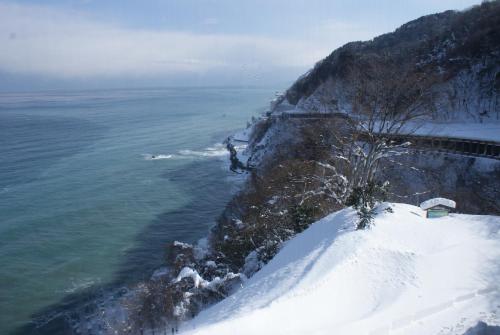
[296,161,348,206]
[315,55,438,229]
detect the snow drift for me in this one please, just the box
[183,203,500,335]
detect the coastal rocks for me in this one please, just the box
[168,241,197,273]
[225,140,251,173]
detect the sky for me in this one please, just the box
[0,0,482,91]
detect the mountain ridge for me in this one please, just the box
[276,1,499,122]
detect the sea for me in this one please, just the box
[0,87,273,334]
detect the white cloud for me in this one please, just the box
[0,2,379,81]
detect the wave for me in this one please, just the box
[178,143,226,158]
[142,154,174,160]
[144,143,247,161]
[60,278,98,294]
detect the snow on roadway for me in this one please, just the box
[183,203,500,335]
[271,108,500,142]
[412,123,500,142]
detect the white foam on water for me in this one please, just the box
[60,278,99,294]
[143,143,247,161]
[178,143,229,158]
[178,149,227,158]
[142,154,174,160]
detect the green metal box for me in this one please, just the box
[427,209,449,218]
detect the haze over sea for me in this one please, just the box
[0,87,271,334]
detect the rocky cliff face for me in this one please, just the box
[274,1,500,122]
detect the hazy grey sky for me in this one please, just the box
[0,0,481,91]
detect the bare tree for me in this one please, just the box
[310,54,438,228]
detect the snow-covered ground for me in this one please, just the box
[182,203,500,335]
[231,127,252,143]
[411,123,500,142]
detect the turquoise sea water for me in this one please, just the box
[0,87,272,334]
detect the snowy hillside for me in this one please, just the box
[183,204,500,335]
[273,2,500,124]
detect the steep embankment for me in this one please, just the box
[185,204,500,335]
